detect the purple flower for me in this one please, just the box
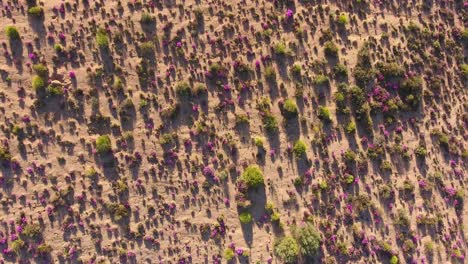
[69,71,76,78]
[285,9,294,18]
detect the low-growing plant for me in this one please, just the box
[293,140,307,157]
[32,75,45,92]
[0,147,12,162]
[318,106,331,121]
[324,41,339,57]
[37,243,53,255]
[264,66,276,80]
[175,82,192,97]
[140,12,155,24]
[282,99,298,118]
[11,239,25,254]
[293,224,321,257]
[263,113,278,132]
[337,14,348,25]
[239,211,253,224]
[241,165,264,189]
[96,135,112,154]
[33,64,48,78]
[273,42,288,55]
[345,121,356,134]
[5,26,20,40]
[22,223,42,238]
[28,6,43,17]
[274,236,300,264]
[96,28,109,48]
[224,248,235,261]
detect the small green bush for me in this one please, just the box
[107,203,129,221]
[139,41,154,57]
[293,140,307,157]
[318,106,331,121]
[224,248,235,261]
[22,223,42,238]
[264,66,276,80]
[33,64,48,78]
[273,42,287,55]
[461,64,468,77]
[314,74,329,86]
[37,243,52,255]
[96,28,109,48]
[239,212,253,224]
[5,26,20,40]
[376,62,405,79]
[0,147,12,162]
[337,14,348,25]
[140,12,155,24]
[263,113,278,132]
[282,99,298,118]
[345,121,356,134]
[291,64,301,75]
[324,41,338,57]
[274,236,300,264]
[11,239,25,254]
[293,224,321,257]
[333,64,348,77]
[96,135,112,154]
[390,255,399,264]
[344,150,356,162]
[175,82,192,97]
[28,6,43,17]
[415,146,427,157]
[32,75,45,91]
[241,165,264,189]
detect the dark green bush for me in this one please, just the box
[22,223,42,238]
[175,82,192,97]
[318,106,331,121]
[5,26,20,40]
[324,41,338,57]
[263,113,278,132]
[293,224,321,257]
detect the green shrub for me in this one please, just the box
[5,26,20,40]
[224,248,235,261]
[139,41,154,57]
[32,75,45,91]
[0,147,12,162]
[253,137,264,148]
[37,243,52,255]
[11,239,25,254]
[318,106,331,121]
[293,224,321,257]
[263,113,278,132]
[273,42,287,55]
[239,212,253,224]
[376,62,405,79]
[274,236,300,264]
[324,41,338,57]
[140,12,155,24]
[337,14,348,25]
[47,83,63,96]
[354,66,374,86]
[175,82,192,97]
[344,150,356,162]
[241,165,264,189]
[314,74,329,86]
[96,28,109,48]
[415,146,427,157]
[333,64,348,77]
[107,203,129,221]
[390,255,399,264]
[282,99,298,118]
[461,64,468,77]
[345,121,356,134]
[28,6,43,17]
[22,223,42,238]
[33,64,48,78]
[96,135,112,153]
[291,64,302,75]
[264,66,276,80]
[293,140,307,157]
